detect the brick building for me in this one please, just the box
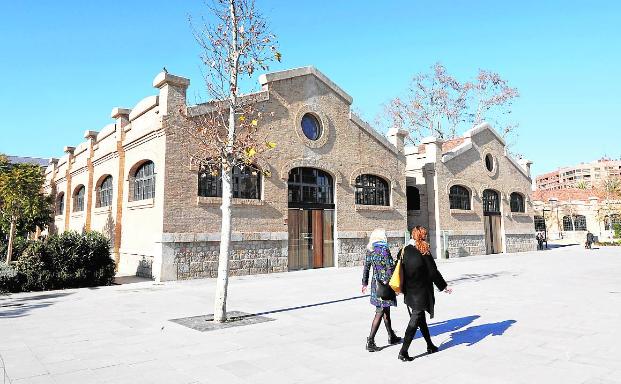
[405,125,536,258]
[44,67,536,280]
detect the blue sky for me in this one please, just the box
[1,0,619,177]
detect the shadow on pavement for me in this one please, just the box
[0,292,74,319]
[245,295,368,318]
[447,273,509,286]
[439,319,516,350]
[545,243,579,249]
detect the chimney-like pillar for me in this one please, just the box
[518,159,533,178]
[387,128,409,153]
[152,71,190,116]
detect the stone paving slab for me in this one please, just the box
[1,245,620,383]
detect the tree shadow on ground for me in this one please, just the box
[0,292,73,318]
[439,319,516,350]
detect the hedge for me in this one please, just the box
[0,231,115,293]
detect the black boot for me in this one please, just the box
[388,332,402,345]
[427,344,439,354]
[366,337,381,352]
[397,351,413,361]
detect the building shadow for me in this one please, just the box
[439,319,516,350]
[0,292,74,319]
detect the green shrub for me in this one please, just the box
[0,236,34,262]
[0,262,24,293]
[613,224,621,239]
[16,231,115,292]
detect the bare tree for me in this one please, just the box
[379,63,519,146]
[184,0,280,322]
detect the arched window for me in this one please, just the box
[73,186,85,212]
[198,165,261,199]
[534,215,546,232]
[563,215,573,231]
[56,192,65,215]
[605,214,621,231]
[449,185,470,210]
[97,176,113,207]
[288,167,333,207]
[563,215,587,231]
[198,167,221,198]
[510,192,525,213]
[483,189,500,213]
[355,174,389,206]
[133,161,155,201]
[407,186,420,210]
[574,215,587,231]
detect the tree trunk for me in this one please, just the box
[213,162,233,322]
[6,217,16,263]
[213,0,239,323]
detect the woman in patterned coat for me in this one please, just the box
[361,228,401,352]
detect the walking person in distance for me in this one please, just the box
[361,228,402,352]
[398,226,452,362]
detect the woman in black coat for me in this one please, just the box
[398,226,452,362]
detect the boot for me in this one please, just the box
[366,337,381,352]
[388,331,402,345]
[427,344,439,354]
[397,351,413,361]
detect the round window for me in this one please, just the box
[485,154,494,172]
[301,113,321,141]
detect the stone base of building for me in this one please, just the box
[446,234,486,258]
[168,239,288,280]
[337,232,405,267]
[505,233,537,253]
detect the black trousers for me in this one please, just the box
[400,308,433,354]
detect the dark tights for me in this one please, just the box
[400,309,433,354]
[369,307,395,340]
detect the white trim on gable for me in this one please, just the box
[259,66,353,105]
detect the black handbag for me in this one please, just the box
[376,280,396,300]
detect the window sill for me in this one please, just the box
[70,212,84,219]
[128,198,155,210]
[355,205,393,211]
[94,206,113,215]
[509,212,529,218]
[196,196,264,206]
[450,209,475,215]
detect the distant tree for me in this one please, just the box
[379,63,519,146]
[0,163,52,262]
[182,0,280,322]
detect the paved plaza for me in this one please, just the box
[1,245,620,384]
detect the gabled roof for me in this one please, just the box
[259,66,353,105]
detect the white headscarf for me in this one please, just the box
[366,228,388,251]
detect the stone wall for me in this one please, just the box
[337,237,404,267]
[446,235,486,258]
[505,234,537,253]
[171,240,288,280]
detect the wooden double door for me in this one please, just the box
[484,213,503,254]
[287,209,334,270]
